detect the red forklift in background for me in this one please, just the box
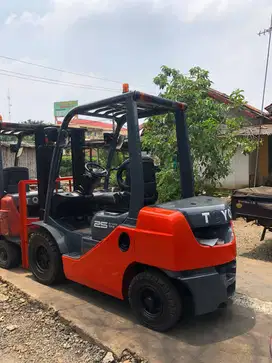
[22,88,237,332]
[0,123,74,269]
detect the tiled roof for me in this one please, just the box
[238,124,272,136]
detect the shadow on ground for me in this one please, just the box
[24,273,256,348]
[241,239,272,262]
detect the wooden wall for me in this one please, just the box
[1,144,36,178]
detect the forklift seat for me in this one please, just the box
[118,156,158,205]
[3,167,30,194]
[92,157,158,211]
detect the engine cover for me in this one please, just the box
[157,196,232,228]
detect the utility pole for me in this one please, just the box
[254,14,272,187]
[7,88,12,121]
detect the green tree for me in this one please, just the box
[22,119,45,143]
[23,119,44,125]
[142,66,256,202]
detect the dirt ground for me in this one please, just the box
[0,218,271,363]
[0,281,144,363]
[219,194,272,261]
[233,218,272,262]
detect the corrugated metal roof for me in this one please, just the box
[238,124,272,136]
[208,88,272,121]
[265,103,272,114]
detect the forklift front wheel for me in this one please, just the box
[28,230,65,285]
[128,270,182,332]
[0,240,21,269]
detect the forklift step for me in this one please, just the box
[82,237,99,254]
[63,252,82,259]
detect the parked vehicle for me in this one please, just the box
[231,186,272,240]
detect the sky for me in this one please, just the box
[0,0,271,122]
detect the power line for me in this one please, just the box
[0,68,120,92]
[254,14,272,187]
[0,55,122,85]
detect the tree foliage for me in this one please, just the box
[23,119,44,125]
[142,66,256,202]
[22,120,45,143]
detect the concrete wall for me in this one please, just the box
[221,149,249,189]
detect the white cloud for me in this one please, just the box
[5,11,42,27]
[4,0,112,33]
[5,13,18,25]
[151,0,252,22]
[41,0,112,31]
[4,0,249,32]
[185,0,228,21]
[1,0,272,123]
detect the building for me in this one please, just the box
[208,89,272,188]
[56,118,127,140]
[140,88,272,189]
[237,118,272,188]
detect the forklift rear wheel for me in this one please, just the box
[28,230,64,285]
[0,240,21,269]
[128,270,182,332]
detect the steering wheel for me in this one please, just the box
[85,162,108,178]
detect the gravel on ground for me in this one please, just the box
[0,280,145,363]
[233,292,272,316]
[233,219,272,262]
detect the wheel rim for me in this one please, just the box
[35,246,50,273]
[139,287,163,319]
[0,247,8,264]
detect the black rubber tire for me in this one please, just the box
[0,240,21,269]
[128,270,182,332]
[28,230,64,285]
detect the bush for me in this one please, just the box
[60,155,72,176]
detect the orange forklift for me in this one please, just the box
[23,88,236,331]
